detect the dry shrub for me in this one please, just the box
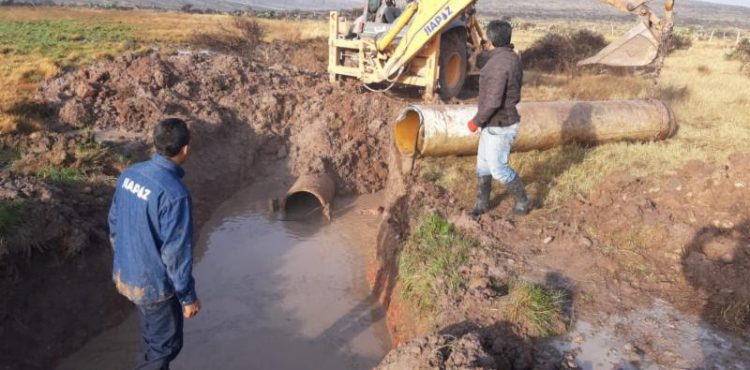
[733,38,750,62]
[666,33,692,54]
[189,17,266,59]
[522,30,607,73]
[233,17,266,46]
[569,29,608,62]
[728,38,750,75]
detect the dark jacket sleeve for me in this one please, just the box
[472,60,509,127]
[159,196,197,305]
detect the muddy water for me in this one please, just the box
[57,182,391,370]
[554,300,750,369]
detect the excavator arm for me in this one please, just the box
[374,0,675,78]
[328,0,676,101]
[581,0,675,70]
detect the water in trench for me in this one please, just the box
[57,180,391,370]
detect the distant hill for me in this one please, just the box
[477,0,750,28]
[21,0,361,11]
[9,0,750,28]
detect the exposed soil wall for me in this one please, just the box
[1,45,401,369]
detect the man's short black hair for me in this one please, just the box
[487,20,512,48]
[154,118,190,157]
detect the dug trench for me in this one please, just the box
[1,41,750,369]
[1,48,400,369]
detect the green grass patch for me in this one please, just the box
[399,212,470,313]
[504,280,568,337]
[75,141,108,164]
[0,20,133,60]
[37,166,87,185]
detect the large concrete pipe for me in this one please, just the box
[282,173,336,220]
[394,100,677,157]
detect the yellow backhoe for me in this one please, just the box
[328,0,675,100]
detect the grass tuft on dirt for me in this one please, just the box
[399,212,470,313]
[504,280,568,337]
[36,166,87,186]
[720,302,750,329]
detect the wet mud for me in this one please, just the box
[57,177,391,369]
[3,36,750,370]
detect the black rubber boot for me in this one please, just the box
[506,177,530,215]
[469,175,492,217]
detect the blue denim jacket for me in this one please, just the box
[108,155,197,306]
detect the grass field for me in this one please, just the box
[0,6,326,133]
[423,29,750,208]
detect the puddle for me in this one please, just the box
[554,300,750,369]
[57,180,391,370]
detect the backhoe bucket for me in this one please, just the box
[578,23,659,67]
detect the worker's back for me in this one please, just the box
[109,155,193,306]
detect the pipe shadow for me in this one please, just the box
[681,219,750,367]
[682,220,750,331]
[495,102,593,209]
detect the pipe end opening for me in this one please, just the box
[283,191,330,220]
[394,109,422,155]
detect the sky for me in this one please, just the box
[695,0,749,6]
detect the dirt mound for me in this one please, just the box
[376,333,496,370]
[38,50,398,194]
[0,131,119,265]
[375,312,578,369]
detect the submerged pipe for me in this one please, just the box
[394,100,677,157]
[282,173,336,220]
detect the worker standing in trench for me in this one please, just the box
[467,20,530,217]
[108,118,201,370]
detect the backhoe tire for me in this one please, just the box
[438,29,468,101]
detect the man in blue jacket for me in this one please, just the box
[108,118,201,370]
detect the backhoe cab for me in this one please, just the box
[329,0,484,100]
[328,0,676,101]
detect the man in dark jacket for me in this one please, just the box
[467,20,530,217]
[108,118,201,370]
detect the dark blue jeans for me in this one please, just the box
[135,297,183,370]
